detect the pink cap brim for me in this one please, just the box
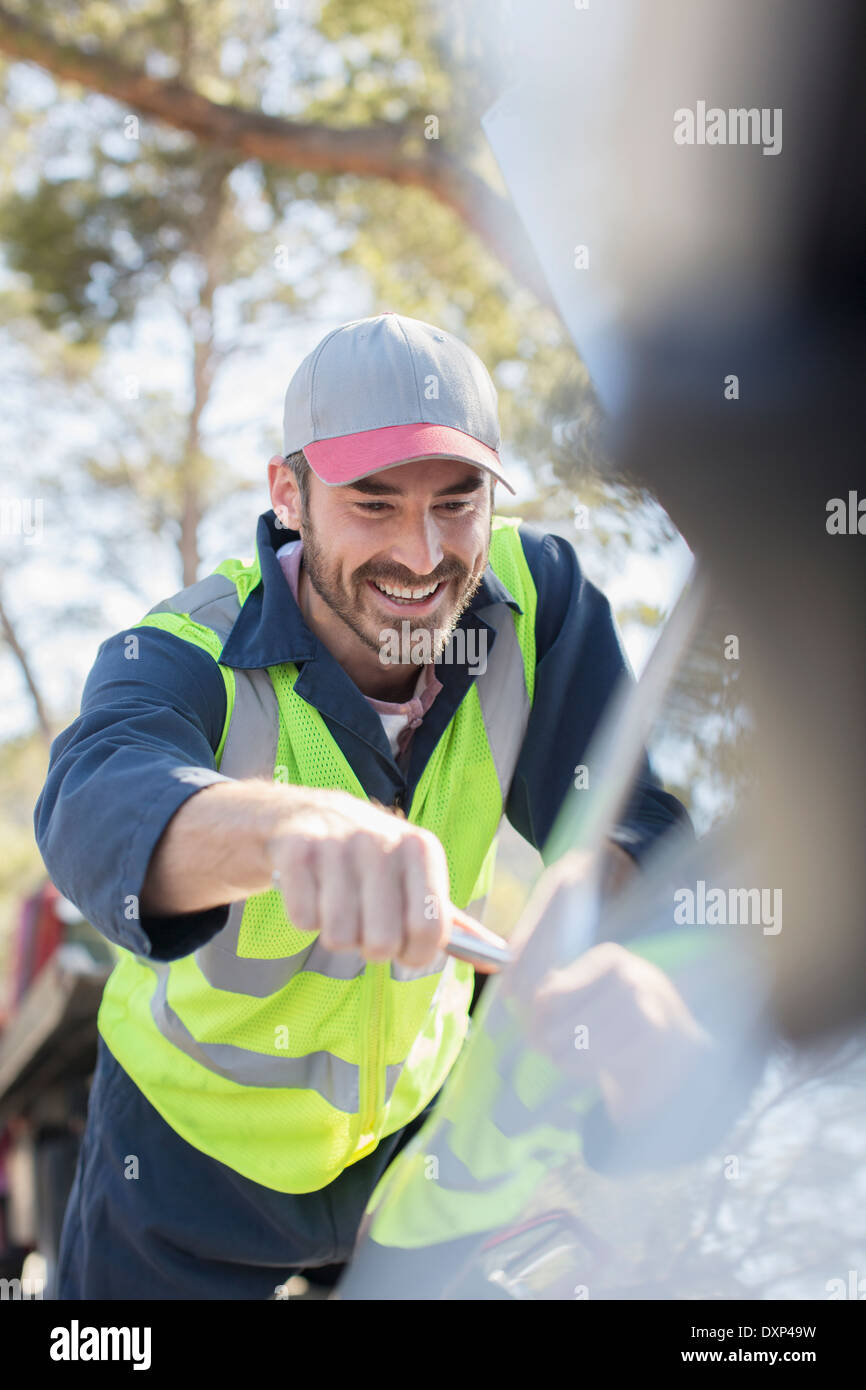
[302,422,516,495]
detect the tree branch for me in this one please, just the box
[0,581,53,745]
[0,5,553,306]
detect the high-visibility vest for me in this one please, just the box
[97,516,537,1193]
[358,927,732,1254]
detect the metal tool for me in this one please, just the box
[445,909,514,972]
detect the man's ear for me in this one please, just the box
[268,456,303,532]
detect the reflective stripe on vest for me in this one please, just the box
[97,517,538,1192]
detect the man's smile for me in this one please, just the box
[365,577,448,614]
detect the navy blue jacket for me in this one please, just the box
[34,510,693,1295]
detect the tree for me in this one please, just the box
[0,0,550,304]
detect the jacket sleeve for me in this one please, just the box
[505,525,693,862]
[33,626,233,962]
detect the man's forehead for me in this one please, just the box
[337,458,488,496]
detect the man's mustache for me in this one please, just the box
[357,562,468,587]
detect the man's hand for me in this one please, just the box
[526,942,712,1130]
[267,788,451,969]
[140,779,453,968]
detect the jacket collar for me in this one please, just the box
[218,509,522,671]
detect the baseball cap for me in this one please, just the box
[282,312,515,494]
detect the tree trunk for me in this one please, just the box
[0,584,54,746]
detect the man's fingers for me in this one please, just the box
[276,838,320,933]
[318,838,360,951]
[398,833,448,968]
[533,944,638,1006]
[357,835,403,963]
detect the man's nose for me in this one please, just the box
[387,512,444,577]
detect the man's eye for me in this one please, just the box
[355,500,470,514]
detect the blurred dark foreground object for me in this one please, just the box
[481,0,866,1041]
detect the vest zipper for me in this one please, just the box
[356,788,403,1150]
[358,960,388,1150]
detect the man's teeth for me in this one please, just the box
[374,580,440,600]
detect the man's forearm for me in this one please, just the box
[140,779,319,917]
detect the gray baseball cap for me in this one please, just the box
[282,312,515,494]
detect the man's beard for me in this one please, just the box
[300,511,490,663]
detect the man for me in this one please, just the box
[35,312,695,1300]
